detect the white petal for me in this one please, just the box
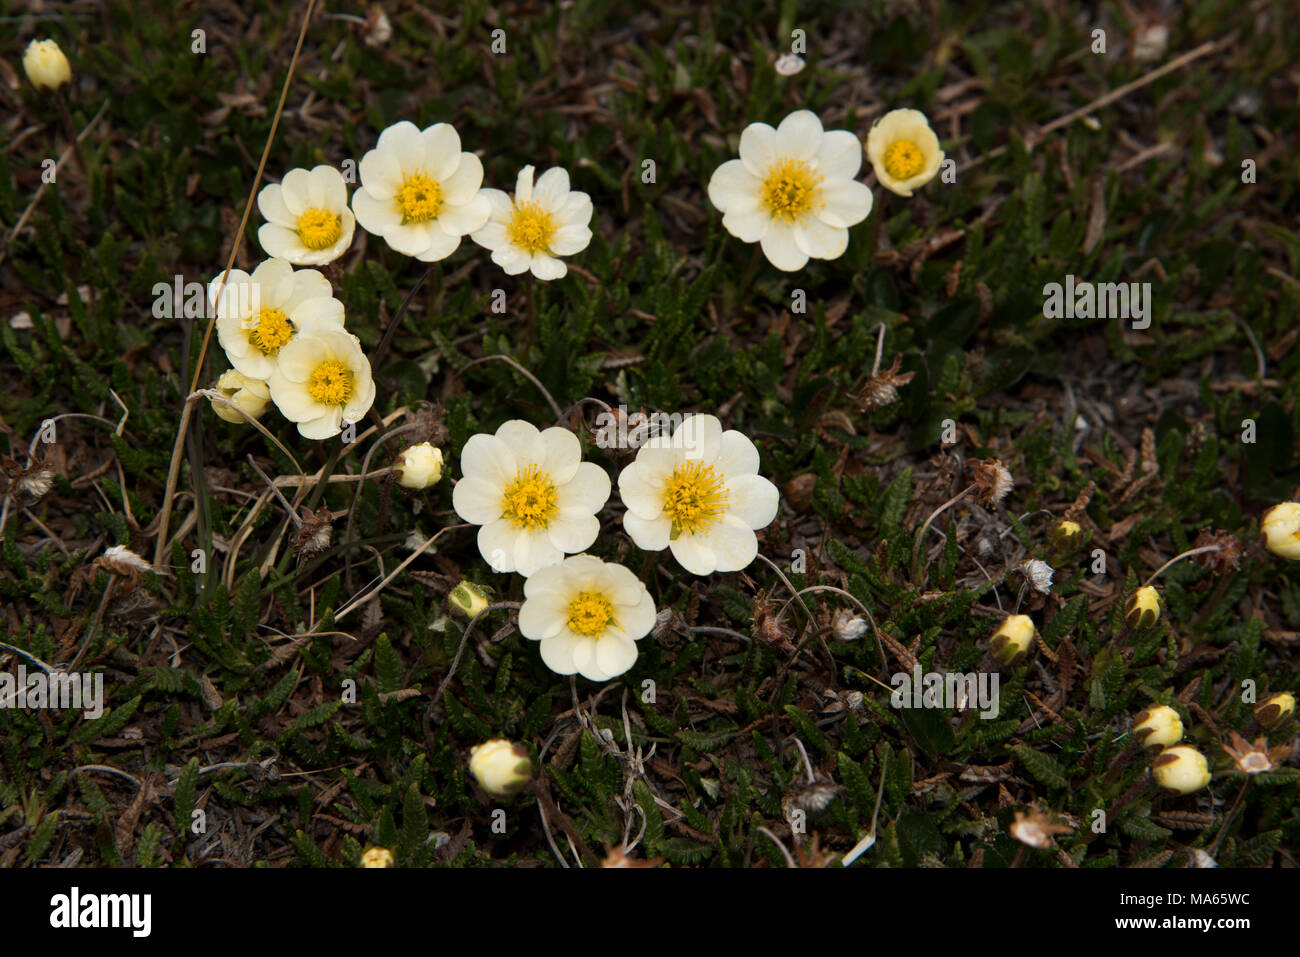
[721,205,769,243]
[477,520,518,572]
[593,635,638,679]
[617,591,656,640]
[697,515,759,572]
[814,129,863,179]
[668,533,717,576]
[257,183,295,226]
[549,224,591,256]
[515,530,563,577]
[539,633,582,675]
[738,122,779,178]
[422,123,462,180]
[533,167,571,208]
[715,430,760,477]
[726,473,779,529]
[537,427,582,483]
[818,179,874,229]
[412,226,461,262]
[351,188,399,235]
[438,193,491,236]
[793,218,849,260]
[707,159,760,213]
[547,510,599,553]
[559,461,610,512]
[519,592,567,640]
[775,110,824,159]
[760,225,809,271]
[442,152,484,204]
[624,510,670,551]
[530,254,566,281]
[452,475,504,525]
[495,420,545,468]
[675,413,723,463]
[461,433,515,486]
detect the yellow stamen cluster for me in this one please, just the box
[759,158,824,225]
[566,591,615,637]
[501,465,559,530]
[663,461,729,537]
[249,307,295,355]
[307,359,354,406]
[396,172,443,224]
[506,200,557,255]
[882,139,925,180]
[296,207,343,250]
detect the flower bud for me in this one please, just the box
[210,370,270,423]
[1133,705,1182,749]
[449,580,491,619]
[1125,585,1161,629]
[1254,691,1295,730]
[359,846,394,868]
[1151,745,1211,795]
[468,739,532,798]
[831,608,867,641]
[23,39,71,91]
[990,614,1034,666]
[394,442,444,489]
[1048,519,1083,552]
[1261,503,1300,560]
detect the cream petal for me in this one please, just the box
[514,165,535,203]
[387,121,430,174]
[279,168,313,215]
[452,475,504,525]
[297,409,344,440]
[537,427,581,483]
[818,179,874,229]
[623,510,670,551]
[438,193,491,236]
[492,246,531,275]
[760,224,809,271]
[351,188,399,235]
[668,533,717,576]
[554,192,592,226]
[726,473,779,529]
[815,129,864,180]
[470,220,509,250]
[412,225,461,262]
[422,124,462,180]
[539,633,582,675]
[461,433,516,486]
[519,592,567,640]
[721,205,770,243]
[515,530,563,577]
[618,592,657,641]
[549,224,591,256]
[594,635,638,679]
[707,159,759,212]
[533,167,571,208]
[738,122,779,178]
[675,413,723,463]
[359,146,402,200]
[697,515,759,572]
[495,420,545,467]
[274,335,330,380]
[793,217,849,261]
[715,430,760,478]
[558,461,610,511]
[383,221,435,258]
[442,152,483,203]
[257,183,295,227]
[775,110,824,159]
[258,223,308,261]
[617,462,665,520]
[482,189,515,221]
[547,510,599,553]
[316,165,347,209]
[268,377,321,421]
[530,254,566,280]
[477,519,518,572]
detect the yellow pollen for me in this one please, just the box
[567,591,615,637]
[396,172,443,224]
[249,307,295,355]
[506,200,557,255]
[759,158,824,225]
[663,460,729,538]
[296,207,342,250]
[501,465,559,530]
[307,359,354,406]
[882,139,925,180]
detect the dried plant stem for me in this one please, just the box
[910,484,974,583]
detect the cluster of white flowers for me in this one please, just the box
[452,413,778,681]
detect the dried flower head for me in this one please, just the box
[1,454,55,505]
[969,458,1013,506]
[1009,808,1074,849]
[1191,529,1241,575]
[601,845,663,868]
[1221,732,1292,776]
[855,354,915,411]
[830,607,868,641]
[96,545,152,578]
[291,507,345,560]
[1021,559,1054,595]
[773,52,805,76]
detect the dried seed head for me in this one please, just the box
[1021,559,1054,595]
[1,455,55,505]
[969,458,1013,506]
[855,354,915,411]
[1221,731,1292,776]
[1010,808,1073,849]
[291,508,343,560]
[1191,529,1241,574]
[830,607,868,641]
[97,545,152,577]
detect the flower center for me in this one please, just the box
[501,465,559,530]
[506,200,557,255]
[249,307,295,355]
[297,207,342,249]
[1241,752,1270,774]
[307,359,354,406]
[759,158,824,225]
[882,139,925,180]
[663,460,729,537]
[396,172,443,224]
[567,590,615,637]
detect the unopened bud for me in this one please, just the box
[394,442,444,489]
[1254,692,1295,730]
[211,370,270,423]
[468,739,532,798]
[1151,745,1211,795]
[449,580,491,619]
[1261,503,1300,560]
[1125,586,1161,629]
[1048,519,1083,552]
[990,614,1034,666]
[1133,705,1182,749]
[359,846,394,868]
[23,39,71,91]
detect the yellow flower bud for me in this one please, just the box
[468,739,532,798]
[394,442,444,489]
[1152,746,1211,795]
[359,846,394,868]
[1133,705,1182,749]
[990,614,1034,666]
[1125,585,1161,629]
[1261,503,1300,560]
[210,370,270,423]
[1048,519,1083,552]
[449,580,491,619]
[23,38,72,91]
[1254,692,1295,730]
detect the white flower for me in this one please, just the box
[23,39,71,91]
[210,258,345,381]
[257,166,356,265]
[451,421,610,577]
[351,120,490,261]
[519,554,656,681]
[467,739,532,797]
[267,329,376,439]
[470,165,593,280]
[866,108,944,197]
[618,413,779,575]
[773,53,805,76]
[706,109,874,272]
[210,369,271,423]
[394,442,444,489]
